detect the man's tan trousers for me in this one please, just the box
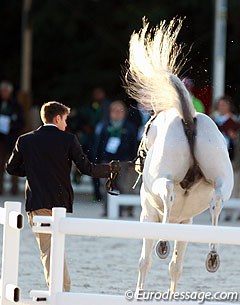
[28,209,71,292]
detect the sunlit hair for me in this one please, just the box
[124,17,195,118]
[40,101,70,124]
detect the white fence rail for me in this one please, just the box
[1,202,240,305]
[33,212,240,245]
[107,194,140,218]
[29,207,240,305]
[0,202,23,305]
[107,195,240,219]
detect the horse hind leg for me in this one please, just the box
[168,218,192,293]
[136,235,155,295]
[153,178,174,259]
[206,181,224,273]
[152,178,175,223]
[136,194,159,295]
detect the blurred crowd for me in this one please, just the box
[1,80,240,219]
[0,81,24,195]
[67,87,150,217]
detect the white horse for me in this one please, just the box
[124,18,233,293]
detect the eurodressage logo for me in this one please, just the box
[125,289,239,303]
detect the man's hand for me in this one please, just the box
[109,160,121,174]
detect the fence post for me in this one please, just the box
[107,195,119,219]
[49,208,66,305]
[0,201,23,305]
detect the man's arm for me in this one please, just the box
[70,135,118,178]
[5,137,26,177]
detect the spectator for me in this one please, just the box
[89,87,111,128]
[182,77,205,113]
[95,100,138,217]
[84,87,111,201]
[212,96,240,221]
[127,99,151,143]
[212,96,239,161]
[0,81,24,194]
[69,87,111,159]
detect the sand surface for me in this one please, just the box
[1,189,240,301]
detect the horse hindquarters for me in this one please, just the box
[195,113,234,203]
[195,114,233,220]
[195,113,234,270]
[195,113,233,207]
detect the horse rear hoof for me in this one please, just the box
[155,240,170,259]
[205,250,220,273]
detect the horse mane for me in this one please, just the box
[123,17,195,121]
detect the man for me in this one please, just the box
[0,81,24,194]
[6,101,120,292]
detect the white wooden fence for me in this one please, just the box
[29,207,240,305]
[1,202,240,305]
[0,202,23,305]
[107,194,240,218]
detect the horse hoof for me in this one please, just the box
[205,250,220,273]
[155,240,170,259]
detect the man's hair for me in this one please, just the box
[40,101,70,124]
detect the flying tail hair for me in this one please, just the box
[124,17,195,124]
[124,17,201,190]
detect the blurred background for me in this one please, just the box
[1,0,240,111]
[1,2,240,297]
[1,0,240,220]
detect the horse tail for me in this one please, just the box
[124,18,201,189]
[171,74,196,156]
[124,17,195,121]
